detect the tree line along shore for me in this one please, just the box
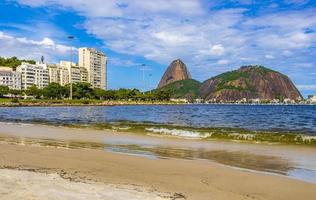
[1,82,315,106]
[0,82,174,106]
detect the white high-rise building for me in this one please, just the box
[48,64,60,84]
[0,67,21,90]
[61,61,87,85]
[307,95,316,104]
[16,62,49,89]
[48,61,88,86]
[78,47,107,89]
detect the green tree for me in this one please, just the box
[127,89,139,100]
[154,90,170,101]
[42,83,67,99]
[93,88,106,100]
[25,85,42,99]
[116,88,130,100]
[72,82,93,99]
[0,56,35,69]
[143,92,155,101]
[103,90,117,100]
[129,89,143,101]
[0,86,9,97]
[9,89,22,98]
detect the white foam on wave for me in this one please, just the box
[296,135,316,142]
[112,126,131,131]
[228,133,255,140]
[0,169,169,200]
[0,121,35,126]
[145,127,209,138]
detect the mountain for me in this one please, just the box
[156,79,201,99]
[157,59,191,88]
[200,65,303,101]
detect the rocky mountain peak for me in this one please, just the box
[157,59,191,88]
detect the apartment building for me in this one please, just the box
[78,47,107,89]
[16,62,49,89]
[0,67,21,90]
[48,61,88,86]
[48,64,60,84]
[60,61,88,85]
[307,95,316,104]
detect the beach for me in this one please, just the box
[1,123,316,200]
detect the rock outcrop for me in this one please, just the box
[158,59,191,88]
[200,65,303,101]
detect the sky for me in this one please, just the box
[0,0,315,97]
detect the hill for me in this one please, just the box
[156,79,201,99]
[200,65,303,102]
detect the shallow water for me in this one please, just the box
[1,123,316,184]
[0,105,315,134]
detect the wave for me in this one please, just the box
[1,119,315,145]
[145,127,210,138]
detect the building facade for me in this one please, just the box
[48,61,88,86]
[307,95,316,104]
[48,64,60,84]
[16,62,49,89]
[78,47,107,89]
[0,67,21,90]
[1,47,106,91]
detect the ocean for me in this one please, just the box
[0,104,315,134]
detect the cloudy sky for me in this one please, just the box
[0,0,315,96]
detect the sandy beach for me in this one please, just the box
[1,143,316,200]
[1,123,316,199]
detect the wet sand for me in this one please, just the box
[1,123,316,199]
[1,143,316,200]
[1,122,316,182]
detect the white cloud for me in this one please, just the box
[265,54,274,59]
[124,0,204,16]
[17,0,204,17]
[217,59,230,65]
[0,31,73,62]
[11,0,316,85]
[210,44,226,56]
[153,32,191,45]
[18,0,122,17]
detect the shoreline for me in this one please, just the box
[1,120,315,146]
[1,122,316,183]
[0,100,184,107]
[0,99,315,107]
[1,143,316,200]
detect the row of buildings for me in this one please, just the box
[0,47,107,90]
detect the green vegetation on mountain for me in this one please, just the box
[211,65,284,92]
[0,56,36,69]
[155,79,201,99]
[213,68,254,92]
[200,65,302,101]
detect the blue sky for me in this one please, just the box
[0,0,315,96]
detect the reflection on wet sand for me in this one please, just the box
[0,136,292,176]
[106,144,293,175]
